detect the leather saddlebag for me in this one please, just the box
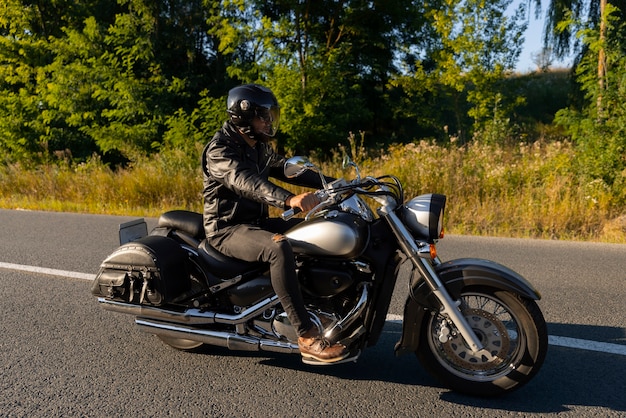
[91,235,190,306]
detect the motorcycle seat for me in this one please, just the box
[198,239,266,278]
[157,210,206,240]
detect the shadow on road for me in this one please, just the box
[246,321,626,413]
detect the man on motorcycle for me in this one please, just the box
[202,84,349,363]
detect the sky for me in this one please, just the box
[514,0,574,73]
[516,11,548,72]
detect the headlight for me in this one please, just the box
[401,193,446,242]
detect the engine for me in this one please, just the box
[229,255,372,345]
[298,259,356,297]
[249,257,369,343]
[308,258,371,317]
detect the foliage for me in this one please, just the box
[0,0,624,226]
[207,0,423,153]
[0,0,537,165]
[538,0,625,62]
[554,3,626,190]
[386,0,529,145]
[431,0,526,133]
[1,141,623,242]
[0,0,221,165]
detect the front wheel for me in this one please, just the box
[416,286,548,396]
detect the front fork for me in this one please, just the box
[412,257,486,353]
[380,208,487,355]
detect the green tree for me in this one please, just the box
[554,3,626,191]
[0,0,221,164]
[0,0,546,164]
[390,0,527,143]
[537,0,625,202]
[0,0,122,163]
[207,0,426,153]
[434,0,525,141]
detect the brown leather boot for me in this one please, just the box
[298,328,349,363]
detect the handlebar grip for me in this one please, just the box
[280,207,301,221]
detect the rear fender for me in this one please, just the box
[394,258,541,356]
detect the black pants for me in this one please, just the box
[208,219,313,337]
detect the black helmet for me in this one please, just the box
[227,84,280,138]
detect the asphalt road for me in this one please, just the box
[0,209,625,417]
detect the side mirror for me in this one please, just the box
[284,156,314,178]
[342,155,361,182]
[342,155,355,169]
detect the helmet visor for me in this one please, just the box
[255,105,280,137]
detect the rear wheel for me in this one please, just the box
[156,250,208,353]
[417,286,548,396]
[157,335,204,351]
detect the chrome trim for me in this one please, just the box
[378,206,485,354]
[339,194,375,222]
[136,318,299,354]
[352,260,371,274]
[416,241,434,259]
[323,283,369,341]
[97,295,279,326]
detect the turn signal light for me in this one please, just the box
[429,244,438,259]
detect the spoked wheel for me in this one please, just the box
[157,335,204,351]
[417,286,548,396]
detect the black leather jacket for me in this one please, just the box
[202,121,324,237]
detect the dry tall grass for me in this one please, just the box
[366,141,622,242]
[0,155,202,216]
[1,141,624,243]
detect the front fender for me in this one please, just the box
[394,258,541,357]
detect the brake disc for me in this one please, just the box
[441,308,511,371]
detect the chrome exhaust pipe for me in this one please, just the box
[99,284,369,354]
[135,318,299,354]
[97,295,279,325]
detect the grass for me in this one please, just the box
[0,155,202,217]
[1,140,624,243]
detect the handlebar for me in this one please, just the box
[279,176,403,221]
[280,207,301,221]
[280,189,328,221]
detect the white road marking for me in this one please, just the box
[0,262,95,281]
[2,262,625,357]
[547,335,626,356]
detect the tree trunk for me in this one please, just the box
[597,0,607,118]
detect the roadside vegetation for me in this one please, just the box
[1,137,624,243]
[0,1,624,243]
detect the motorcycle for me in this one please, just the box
[91,156,548,397]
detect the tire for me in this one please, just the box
[416,286,548,396]
[157,335,204,351]
[155,253,206,352]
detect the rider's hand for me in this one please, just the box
[286,192,320,212]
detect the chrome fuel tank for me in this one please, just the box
[285,211,369,258]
